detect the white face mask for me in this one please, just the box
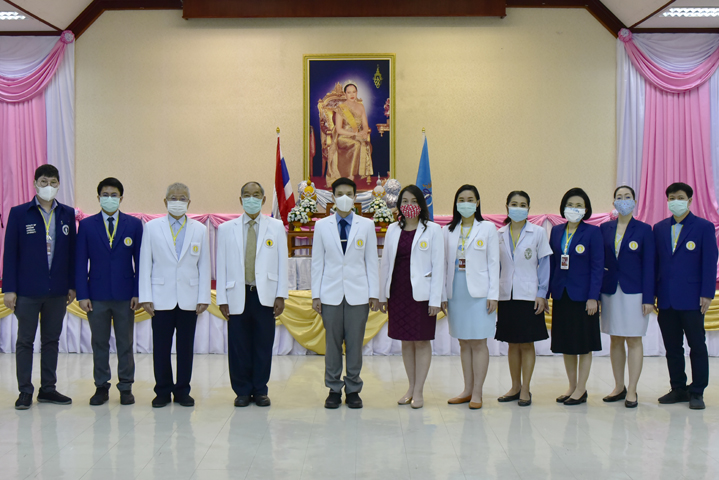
[564,207,585,223]
[167,201,188,217]
[36,185,59,202]
[334,195,355,213]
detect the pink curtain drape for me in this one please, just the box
[620,29,719,228]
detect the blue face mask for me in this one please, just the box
[456,202,477,218]
[507,207,528,222]
[242,197,262,215]
[614,199,635,216]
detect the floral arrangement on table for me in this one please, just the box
[287,197,317,230]
[373,206,394,230]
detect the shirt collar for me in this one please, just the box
[336,211,354,224]
[168,214,186,226]
[101,210,119,223]
[34,196,58,212]
[243,213,262,225]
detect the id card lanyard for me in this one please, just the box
[39,206,54,257]
[170,216,187,246]
[560,226,576,270]
[458,224,472,270]
[104,216,118,248]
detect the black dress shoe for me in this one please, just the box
[689,393,705,410]
[152,395,171,408]
[15,393,32,410]
[89,387,110,405]
[625,394,638,409]
[603,386,627,403]
[37,390,72,405]
[345,392,363,409]
[234,396,251,407]
[498,392,521,403]
[563,391,588,405]
[658,388,690,404]
[120,391,135,405]
[518,393,532,407]
[324,391,342,409]
[556,395,570,403]
[254,395,271,407]
[174,395,195,407]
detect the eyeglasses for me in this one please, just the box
[100,193,120,198]
[167,196,189,202]
[36,179,59,187]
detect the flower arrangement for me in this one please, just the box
[287,198,317,226]
[373,206,394,225]
[367,196,387,214]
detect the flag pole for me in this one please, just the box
[277,126,280,137]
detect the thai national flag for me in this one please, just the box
[272,133,295,226]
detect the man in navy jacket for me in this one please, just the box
[2,165,76,410]
[76,178,143,406]
[654,182,719,410]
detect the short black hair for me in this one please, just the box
[34,164,59,182]
[666,182,693,198]
[503,190,530,225]
[97,177,124,196]
[613,185,636,199]
[560,187,592,221]
[398,184,430,229]
[448,185,484,232]
[331,177,357,195]
[343,83,357,93]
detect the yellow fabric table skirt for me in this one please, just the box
[2,290,719,354]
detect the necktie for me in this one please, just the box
[340,218,348,254]
[108,217,115,236]
[245,220,257,284]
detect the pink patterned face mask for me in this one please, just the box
[400,204,421,219]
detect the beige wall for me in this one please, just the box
[75,8,616,216]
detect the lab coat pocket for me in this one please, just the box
[151,277,164,285]
[190,242,201,256]
[354,237,367,250]
[225,281,236,289]
[190,277,200,286]
[268,272,279,281]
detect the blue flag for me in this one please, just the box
[416,136,433,220]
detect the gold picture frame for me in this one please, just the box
[303,53,395,191]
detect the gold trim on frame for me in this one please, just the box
[303,53,396,185]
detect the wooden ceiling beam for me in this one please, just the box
[506,0,625,37]
[67,0,182,39]
[3,0,61,31]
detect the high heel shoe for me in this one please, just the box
[603,386,627,403]
[518,393,532,407]
[563,391,588,405]
[625,393,638,408]
[556,395,570,403]
[498,392,521,403]
[447,395,472,405]
[397,397,412,405]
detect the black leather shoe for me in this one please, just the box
[625,393,638,409]
[152,396,171,408]
[603,386,627,403]
[15,393,32,410]
[518,393,532,407]
[174,395,195,407]
[556,395,570,403]
[37,390,72,405]
[254,395,271,407]
[498,392,521,403]
[234,396,251,407]
[658,388,690,404]
[120,391,135,405]
[89,387,109,406]
[689,393,705,410]
[564,391,588,405]
[324,391,342,409]
[345,392,363,409]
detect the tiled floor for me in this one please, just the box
[0,353,718,479]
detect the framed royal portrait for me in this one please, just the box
[303,54,395,191]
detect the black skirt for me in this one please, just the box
[550,290,601,355]
[496,299,549,343]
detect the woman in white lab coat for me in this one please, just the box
[441,185,499,410]
[495,191,552,407]
[379,185,444,409]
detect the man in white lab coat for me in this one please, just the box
[311,177,380,409]
[139,183,211,408]
[216,181,289,407]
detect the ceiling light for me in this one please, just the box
[663,7,719,17]
[0,11,26,20]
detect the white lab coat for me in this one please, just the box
[497,221,552,301]
[380,221,444,307]
[442,219,500,301]
[138,216,211,311]
[311,214,380,306]
[215,214,289,314]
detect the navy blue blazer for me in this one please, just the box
[2,199,76,297]
[75,211,143,302]
[600,218,655,304]
[654,212,718,311]
[548,221,604,302]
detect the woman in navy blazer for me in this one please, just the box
[548,188,604,405]
[599,186,654,408]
